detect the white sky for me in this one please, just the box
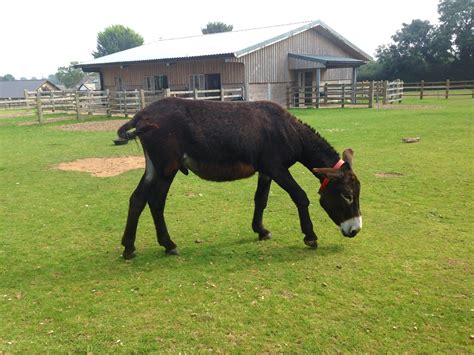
[1,0,440,79]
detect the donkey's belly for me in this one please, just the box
[182,154,256,182]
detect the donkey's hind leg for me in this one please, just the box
[148,170,179,255]
[121,175,152,259]
[252,173,272,240]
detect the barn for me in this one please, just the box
[0,80,60,100]
[77,20,372,106]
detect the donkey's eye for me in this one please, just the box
[340,193,353,204]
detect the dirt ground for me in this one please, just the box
[55,156,144,177]
[56,119,129,132]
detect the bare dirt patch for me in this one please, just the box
[55,156,144,177]
[17,117,73,126]
[375,172,403,178]
[56,119,129,132]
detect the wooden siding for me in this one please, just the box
[101,59,245,91]
[238,27,356,84]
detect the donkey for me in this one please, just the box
[117,97,361,258]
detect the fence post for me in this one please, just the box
[139,89,146,109]
[220,87,225,101]
[341,83,345,108]
[123,92,128,118]
[86,91,92,115]
[75,91,81,120]
[105,89,111,117]
[368,81,374,108]
[323,83,328,104]
[24,90,30,112]
[164,88,171,98]
[382,81,388,105]
[420,80,424,100]
[36,89,43,124]
[445,79,450,99]
[50,91,55,112]
[193,88,199,100]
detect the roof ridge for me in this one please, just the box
[145,20,315,45]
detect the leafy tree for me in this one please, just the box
[92,25,144,58]
[437,0,474,78]
[201,22,233,34]
[0,74,15,81]
[55,62,85,89]
[47,74,60,85]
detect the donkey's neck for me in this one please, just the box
[297,122,340,170]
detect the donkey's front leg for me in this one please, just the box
[271,169,318,248]
[252,173,272,240]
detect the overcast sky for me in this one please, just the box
[1,0,441,79]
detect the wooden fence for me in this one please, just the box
[403,80,474,99]
[287,80,403,108]
[6,87,243,123]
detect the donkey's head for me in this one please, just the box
[313,149,362,238]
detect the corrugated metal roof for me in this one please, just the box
[79,20,372,68]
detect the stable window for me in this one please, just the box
[145,75,168,91]
[189,74,205,90]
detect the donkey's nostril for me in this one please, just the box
[349,229,358,238]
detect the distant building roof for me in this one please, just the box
[0,80,59,99]
[78,20,372,69]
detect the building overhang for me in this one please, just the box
[288,53,367,70]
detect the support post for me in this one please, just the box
[383,81,388,105]
[351,67,357,104]
[123,92,128,118]
[420,80,424,100]
[36,89,43,124]
[445,79,450,99]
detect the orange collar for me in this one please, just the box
[318,159,345,193]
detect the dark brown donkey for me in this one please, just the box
[117,97,362,258]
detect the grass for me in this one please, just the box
[0,98,473,352]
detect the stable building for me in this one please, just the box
[77,20,372,106]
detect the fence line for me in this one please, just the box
[0,87,243,123]
[286,80,403,108]
[403,79,474,99]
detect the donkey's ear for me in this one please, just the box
[342,148,354,167]
[313,168,344,180]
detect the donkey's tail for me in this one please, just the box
[117,114,140,140]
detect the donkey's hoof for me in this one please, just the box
[259,232,272,241]
[304,239,318,249]
[165,248,179,256]
[123,249,137,260]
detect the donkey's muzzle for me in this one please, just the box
[340,216,362,238]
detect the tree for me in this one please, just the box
[0,74,15,81]
[55,62,85,89]
[437,0,474,78]
[201,22,233,34]
[92,25,144,58]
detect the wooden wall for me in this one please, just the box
[101,59,245,91]
[237,27,357,84]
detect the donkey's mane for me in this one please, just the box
[294,118,340,159]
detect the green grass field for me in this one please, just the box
[0,97,472,352]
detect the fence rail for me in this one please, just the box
[287,80,403,108]
[0,87,244,123]
[403,80,474,99]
